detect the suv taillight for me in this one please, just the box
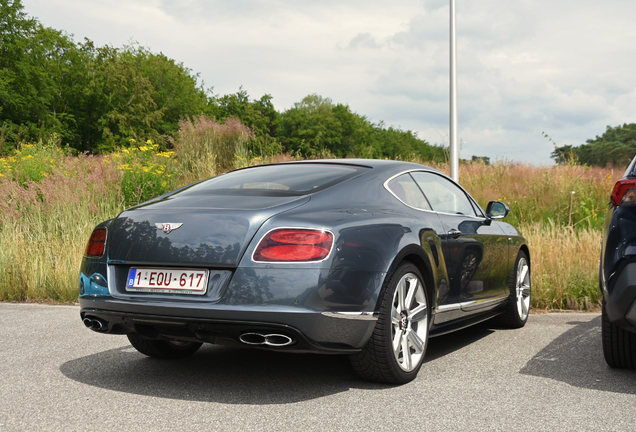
[611,179,636,206]
[253,229,333,262]
[84,228,107,257]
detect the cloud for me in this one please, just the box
[348,33,381,50]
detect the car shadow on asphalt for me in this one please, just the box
[519,315,636,395]
[59,325,494,404]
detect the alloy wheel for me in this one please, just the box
[390,272,428,372]
[516,257,531,320]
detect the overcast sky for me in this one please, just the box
[21,0,636,164]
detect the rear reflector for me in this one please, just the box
[253,229,333,262]
[611,179,636,206]
[84,228,107,257]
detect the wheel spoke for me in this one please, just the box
[392,329,402,354]
[407,329,425,354]
[409,304,428,323]
[397,278,406,312]
[391,307,401,326]
[401,334,411,370]
[404,277,417,310]
[519,265,528,284]
[521,284,531,297]
[520,296,529,315]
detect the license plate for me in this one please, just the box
[126,268,208,295]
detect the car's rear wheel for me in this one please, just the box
[350,262,429,384]
[127,333,202,359]
[602,300,636,368]
[498,251,531,328]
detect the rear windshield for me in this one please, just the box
[181,163,369,196]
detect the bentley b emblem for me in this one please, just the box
[155,223,183,234]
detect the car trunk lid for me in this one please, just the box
[107,194,310,267]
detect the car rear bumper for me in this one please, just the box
[79,298,377,354]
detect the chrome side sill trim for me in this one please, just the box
[437,295,509,311]
[321,312,378,321]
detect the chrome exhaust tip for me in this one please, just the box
[264,334,294,347]
[83,317,107,331]
[239,332,295,347]
[239,333,266,345]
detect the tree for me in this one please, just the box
[278,93,445,161]
[0,0,212,152]
[0,0,78,148]
[207,88,282,155]
[551,124,636,167]
[278,94,344,156]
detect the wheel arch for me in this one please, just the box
[381,245,436,312]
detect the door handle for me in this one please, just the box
[447,229,462,239]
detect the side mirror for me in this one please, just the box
[486,201,510,220]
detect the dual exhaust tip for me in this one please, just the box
[83,317,107,331]
[239,332,295,347]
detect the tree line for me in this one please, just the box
[0,0,446,161]
[551,123,636,167]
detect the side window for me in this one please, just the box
[387,174,431,210]
[410,171,476,216]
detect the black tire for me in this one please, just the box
[602,300,636,368]
[497,250,531,329]
[127,333,202,359]
[350,262,430,384]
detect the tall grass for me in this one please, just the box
[521,221,601,310]
[0,145,122,301]
[174,115,255,183]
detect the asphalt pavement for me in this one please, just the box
[1,303,635,431]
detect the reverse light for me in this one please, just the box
[611,179,636,206]
[253,229,334,262]
[84,228,107,257]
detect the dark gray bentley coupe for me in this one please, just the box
[79,159,531,384]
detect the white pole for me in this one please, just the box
[449,0,459,182]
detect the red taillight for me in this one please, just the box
[84,228,107,257]
[611,179,636,206]
[253,229,333,262]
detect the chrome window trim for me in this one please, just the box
[383,169,488,220]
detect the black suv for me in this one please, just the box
[601,156,636,368]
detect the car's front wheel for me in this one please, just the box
[127,333,202,359]
[602,300,636,368]
[350,262,429,384]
